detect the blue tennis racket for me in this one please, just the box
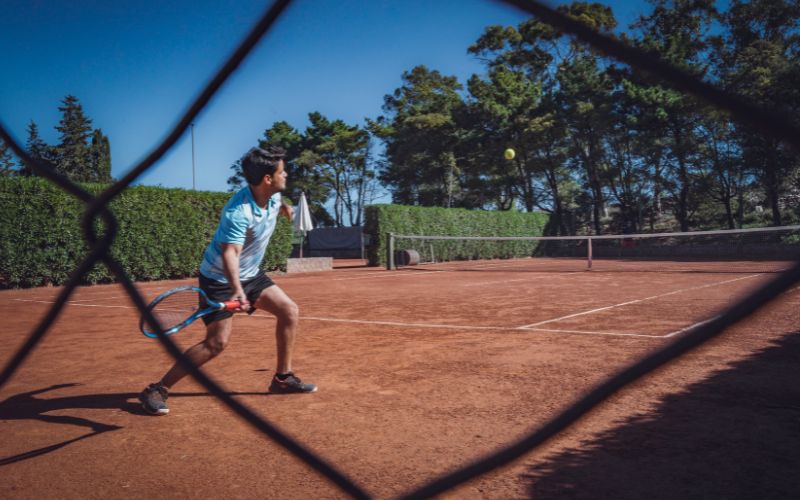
[139,285,242,338]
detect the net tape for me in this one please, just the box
[0,1,798,498]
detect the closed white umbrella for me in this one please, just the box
[293,192,314,258]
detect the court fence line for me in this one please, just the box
[0,0,798,498]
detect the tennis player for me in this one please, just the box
[139,146,316,416]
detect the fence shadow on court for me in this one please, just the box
[523,330,800,499]
[0,385,272,466]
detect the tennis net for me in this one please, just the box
[388,225,800,273]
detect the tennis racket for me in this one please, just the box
[139,285,243,338]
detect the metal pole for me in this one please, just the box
[191,123,196,190]
[387,233,395,270]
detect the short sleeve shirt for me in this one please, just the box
[199,187,281,282]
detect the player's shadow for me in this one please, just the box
[521,330,800,499]
[0,384,270,466]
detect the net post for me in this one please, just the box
[587,236,593,270]
[387,232,395,270]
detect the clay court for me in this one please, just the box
[1,258,799,499]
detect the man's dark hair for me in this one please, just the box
[241,146,286,185]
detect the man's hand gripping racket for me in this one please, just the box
[139,285,251,338]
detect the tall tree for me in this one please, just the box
[375,65,467,207]
[0,139,15,175]
[465,2,616,232]
[625,0,716,231]
[604,81,653,232]
[353,137,386,224]
[226,159,245,192]
[696,110,748,228]
[713,0,800,225]
[526,95,575,235]
[467,17,561,214]
[465,65,544,212]
[23,120,55,176]
[553,3,617,233]
[303,112,372,226]
[89,128,112,183]
[557,53,615,233]
[55,95,93,181]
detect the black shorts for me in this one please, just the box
[198,272,275,325]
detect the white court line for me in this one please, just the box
[13,299,132,309]
[518,274,761,329]
[460,271,586,287]
[425,259,563,273]
[23,274,784,339]
[661,284,800,337]
[295,316,665,338]
[332,270,446,281]
[16,292,167,304]
[11,299,664,338]
[330,271,389,279]
[68,295,131,303]
[663,315,720,338]
[461,277,538,287]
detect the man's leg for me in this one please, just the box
[255,285,316,393]
[139,317,233,415]
[255,285,298,373]
[160,317,233,388]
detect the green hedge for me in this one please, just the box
[0,176,293,288]
[363,204,549,267]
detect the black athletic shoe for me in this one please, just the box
[139,383,169,415]
[269,373,317,394]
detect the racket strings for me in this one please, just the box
[144,290,203,332]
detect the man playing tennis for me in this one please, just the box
[139,146,316,416]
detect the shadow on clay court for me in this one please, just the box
[522,330,800,499]
[0,384,272,466]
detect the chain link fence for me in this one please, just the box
[1,1,798,498]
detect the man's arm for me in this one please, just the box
[221,242,249,310]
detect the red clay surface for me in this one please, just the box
[1,257,799,499]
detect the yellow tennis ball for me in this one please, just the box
[504,148,515,160]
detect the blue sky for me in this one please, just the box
[1,0,646,198]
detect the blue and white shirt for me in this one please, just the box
[199,187,281,282]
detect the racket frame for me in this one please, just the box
[139,285,241,338]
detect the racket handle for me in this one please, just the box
[222,300,244,311]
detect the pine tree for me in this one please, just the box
[0,139,16,175]
[89,128,113,183]
[23,120,55,176]
[227,159,245,191]
[55,95,93,181]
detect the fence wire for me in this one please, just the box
[1,1,798,498]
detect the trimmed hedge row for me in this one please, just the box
[0,176,293,288]
[363,204,549,267]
